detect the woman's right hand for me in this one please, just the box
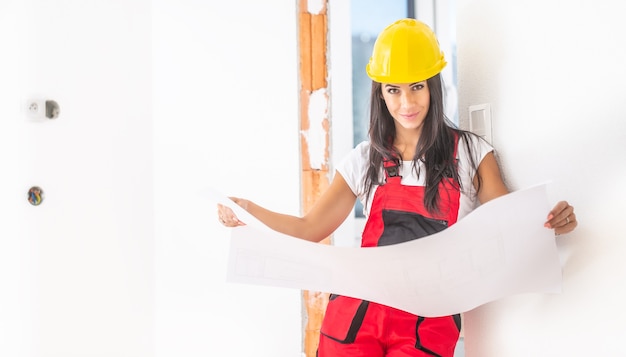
[217,197,248,227]
[214,173,356,241]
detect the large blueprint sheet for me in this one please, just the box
[211,184,562,317]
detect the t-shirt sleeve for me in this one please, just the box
[455,133,496,218]
[472,134,494,165]
[457,133,495,194]
[334,141,370,199]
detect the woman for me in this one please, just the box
[217,18,577,357]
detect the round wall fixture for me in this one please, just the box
[28,186,44,206]
[45,100,60,119]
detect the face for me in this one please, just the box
[381,81,430,133]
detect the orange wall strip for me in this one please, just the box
[298,0,330,356]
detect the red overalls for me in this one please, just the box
[318,145,462,357]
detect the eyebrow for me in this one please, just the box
[384,82,422,88]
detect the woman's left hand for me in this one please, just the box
[544,201,577,236]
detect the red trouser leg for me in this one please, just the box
[318,300,459,357]
[385,309,460,357]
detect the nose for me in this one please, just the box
[400,91,414,109]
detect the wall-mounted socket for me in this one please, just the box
[25,98,60,121]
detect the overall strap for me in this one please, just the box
[382,156,401,179]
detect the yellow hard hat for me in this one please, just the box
[366,18,446,83]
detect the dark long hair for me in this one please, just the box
[363,74,483,213]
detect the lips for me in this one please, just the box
[400,112,419,120]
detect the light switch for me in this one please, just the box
[469,103,492,144]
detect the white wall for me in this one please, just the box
[456,0,626,355]
[0,3,21,354]
[2,0,312,356]
[152,1,303,356]
[0,1,153,356]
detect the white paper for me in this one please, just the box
[209,184,562,317]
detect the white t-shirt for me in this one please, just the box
[336,134,494,221]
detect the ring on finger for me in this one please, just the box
[566,216,570,224]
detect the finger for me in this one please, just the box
[546,201,568,220]
[217,204,229,224]
[217,204,244,226]
[549,200,569,215]
[555,205,574,228]
[555,212,578,236]
[544,202,573,229]
[217,206,227,225]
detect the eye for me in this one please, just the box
[386,87,399,94]
[411,83,425,91]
